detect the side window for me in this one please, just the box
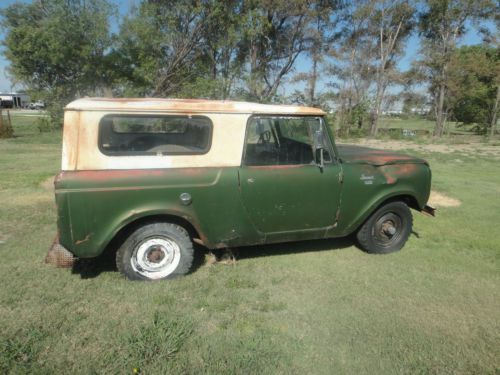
[243,118,279,166]
[99,115,212,156]
[306,117,333,163]
[243,116,331,166]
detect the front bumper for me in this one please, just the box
[421,204,436,217]
[45,235,76,268]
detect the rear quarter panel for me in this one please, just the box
[55,168,259,257]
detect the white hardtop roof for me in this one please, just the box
[65,97,326,115]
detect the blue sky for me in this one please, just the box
[0,0,494,95]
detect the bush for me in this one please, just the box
[36,117,56,132]
[36,99,64,132]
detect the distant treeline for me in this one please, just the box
[1,0,498,136]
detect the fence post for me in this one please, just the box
[0,109,3,136]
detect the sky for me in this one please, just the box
[0,0,495,96]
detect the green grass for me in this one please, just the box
[0,115,499,374]
[378,116,437,131]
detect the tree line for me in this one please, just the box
[1,0,498,137]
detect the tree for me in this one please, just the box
[402,91,428,115]
[327,1,373,136]
[237,0,314,102]
[1,0,115,128]
[447,45,500,134]
[418,0,496,137]
[115,0,209,97]
[328,0,414,136]
[366,0,415,136]
[198,0,244,99]
[481,19,500,137]
[292,1,342,107]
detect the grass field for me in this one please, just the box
[1,114,499,374]
[379,116,437,130]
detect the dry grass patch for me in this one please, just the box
[428,191,461,208]
[40,176,55,191]
[205,249,238,266]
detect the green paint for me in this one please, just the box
[56,129,431,258]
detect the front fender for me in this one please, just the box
[335,163,431,236]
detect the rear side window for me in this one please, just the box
[99,115,212,156]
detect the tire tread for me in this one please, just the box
[356,201,413,254]
[116,222,194,280]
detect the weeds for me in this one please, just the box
[124,312,193,368]
[0,327,48,373]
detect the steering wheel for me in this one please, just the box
[258,130,272,144]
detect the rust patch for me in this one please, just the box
[75,234,92,245]
[60,168,218,182]
[338,144,428,166]
[192,238,205,246]
[45,236,76,268]
[65,98,326,116]
[379,163,419,185]
[249,164,305,170]
[65,169,166,182]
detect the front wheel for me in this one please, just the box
[116,222,194,281]
[356,201,413,254]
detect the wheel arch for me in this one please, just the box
[341,192,421,236]
[102,212,208,257]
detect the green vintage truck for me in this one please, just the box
[47,98,434,280]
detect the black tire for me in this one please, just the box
[356,201,413,254]
[116,222,194,281]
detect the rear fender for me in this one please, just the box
[67,206,206,258]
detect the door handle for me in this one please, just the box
[247,178,255,184]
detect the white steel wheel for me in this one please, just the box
[116,222,194,281]
[131,237,181,280]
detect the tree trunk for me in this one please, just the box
[369,110,379,137]
[249,44,259,100]
[490,85,500,137]
[370,85,383,137]
[308,57,318,106]
[434,81,446,137]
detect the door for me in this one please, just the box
[239,116,342,238]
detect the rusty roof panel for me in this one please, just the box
[65,98,326,115]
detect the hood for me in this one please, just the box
[337,144,428,166]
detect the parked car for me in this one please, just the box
[29,101,45,110]
[47,98,434,280]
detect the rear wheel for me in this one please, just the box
[116,222,194,280]
[356,201,413,254]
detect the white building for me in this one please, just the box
[0,92,31,108]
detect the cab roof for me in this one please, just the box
[65,98,326,116]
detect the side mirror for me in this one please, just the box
[313,130,324,169]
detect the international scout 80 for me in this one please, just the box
[49,98,434,280]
